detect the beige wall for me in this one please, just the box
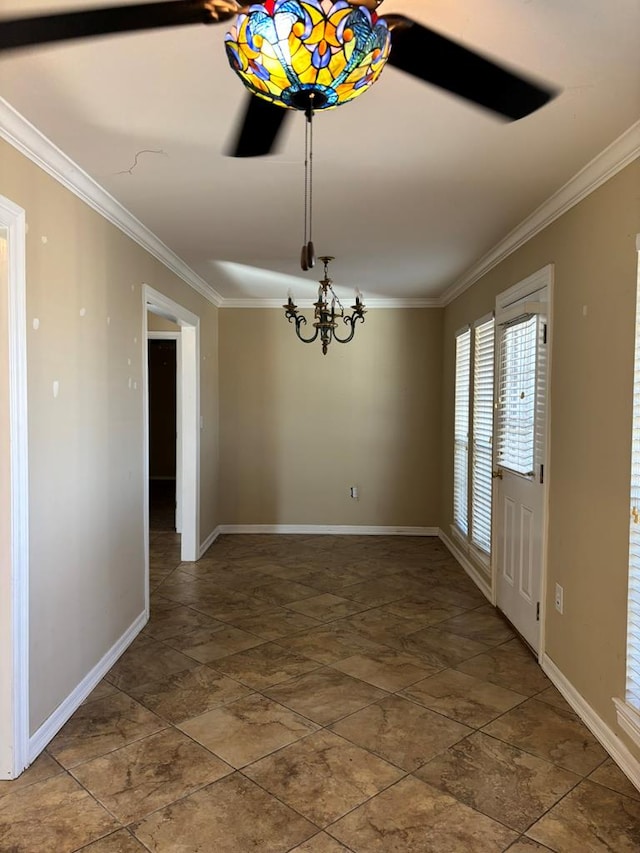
[0,139,220,732]
[219,307,443,527]
[441,160,640,758]
[147,313,180,332]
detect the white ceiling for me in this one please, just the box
[0,0,638,303]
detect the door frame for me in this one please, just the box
[491,264,554,660]
[143,286,200,587]
[0,196,29,779]
[147,331,182,533]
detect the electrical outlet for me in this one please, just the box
[555,583,564,614]
[350,485,359,500]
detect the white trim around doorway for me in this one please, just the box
[143,287,200,574]
[0,196,29,779]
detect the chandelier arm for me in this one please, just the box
[331,313,365,344]
[296,324,320,344]
[291,315,320,345]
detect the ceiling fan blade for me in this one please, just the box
[0,1,232,52]
[227,95,290,157]
[387,17,556,120]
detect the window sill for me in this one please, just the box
[613,697,640,749]
[470,543,491,570]
[450,526,491,571]
[450,524,468,550]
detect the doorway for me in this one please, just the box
[493,265,553,653]
[143,287,200,582]
[148,333,180,532]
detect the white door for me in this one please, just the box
[493,272,551,652]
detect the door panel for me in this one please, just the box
[520,504,533,599]
[502,498,515,583]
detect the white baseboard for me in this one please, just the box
[216,524,439,536]
[542,654,640,792]
[199,526,222,558]
[28,610,147,763]
[438,529,492,602]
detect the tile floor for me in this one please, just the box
[2,533,640,852]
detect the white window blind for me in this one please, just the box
[626,259,640,711]
[471,318,495,554]
[454,329,470,535]
[496,315,538,476]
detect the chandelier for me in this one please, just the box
[284,256,366,354]
[225,1,391,113]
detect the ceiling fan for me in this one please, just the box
[0,0,558,158]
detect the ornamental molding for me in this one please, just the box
[441,120,640,307]
[2,96,637,311]
[221,297,442,308]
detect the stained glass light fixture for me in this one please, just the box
[226,1,391,271]
[225,0,392,112]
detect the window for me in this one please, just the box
[453,316,495,560]
[627,324,640,708]
[471,318,495,554]
[454,330,470,535]
[496,316,538,476]
[615,237,640,746]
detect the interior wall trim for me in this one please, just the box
[221,298,443,309]
[217,524,439,536]
[542,654,640,793]
[147,332,181,341]
[28,611,146,764]
[144,286,200,564]
[0,98,223,309]
[438,529,492,602]
[199,526,222,558]
[0,195,29,780]
[441,121,640,306]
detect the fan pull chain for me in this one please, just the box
[302,112,309,269]
[308,103,314,259]
[300,95,316,271]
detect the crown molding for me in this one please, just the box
[5,96,636,312]
[0,99,436,311]
[0,98,223,308]
[220,296,442,308]
[441,120,640,307]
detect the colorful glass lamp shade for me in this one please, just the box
[225,0,391,111]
